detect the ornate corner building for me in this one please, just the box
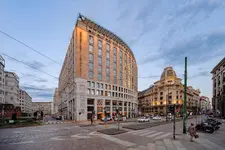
[56,14,138,121]
[211,57,225,118]
[138,67,201,116]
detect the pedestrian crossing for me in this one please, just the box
[126,129,172,140]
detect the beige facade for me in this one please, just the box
[53,88,60,114]
[211,57,225,117]
[57,14,138,121]
[199,96,211,112]
[32,102,51,115]
[138,67,201,116]
[19,89,32,114]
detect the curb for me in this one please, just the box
[45,121,70,125]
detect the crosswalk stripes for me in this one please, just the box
[146,132,164,138]
[154,133,172,140]
[130,130,149,135]
[139,131,156,136]
[125,129,172,140]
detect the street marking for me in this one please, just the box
[11,141,34,145]
[146,132,164,138]
[139,131,156,136]
[131,130,149,135]
[51,136,65,140]
[71,134,92,139]
[99,134,136,147]
[154,133,172,140]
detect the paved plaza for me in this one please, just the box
[0,117,225,150]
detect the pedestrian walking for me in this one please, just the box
[188,123,197,142]
[91,114,93,124]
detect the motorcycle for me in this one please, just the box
[195,122,215,133]
[205,119,221,130]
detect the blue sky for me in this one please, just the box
[0,0,225,102]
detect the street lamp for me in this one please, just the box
[166,80,172,121]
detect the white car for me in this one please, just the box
[152,116,161,120]
[138,117,150,122]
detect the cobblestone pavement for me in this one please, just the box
[0,117,225,150]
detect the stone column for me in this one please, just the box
[94,99,97,120]
[126,102,129,118]
[110,100,113,117]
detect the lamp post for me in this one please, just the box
[166,81,172,121]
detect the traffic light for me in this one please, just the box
[168,106,174,112]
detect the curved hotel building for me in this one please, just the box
[56,14,138,121]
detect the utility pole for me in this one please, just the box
[173,104,176,139]
[183,57,187,134]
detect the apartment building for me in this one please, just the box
[211,57,225,117]
[32,102,51,115]
[19,89,32,115]
[57,14,138,121]
[5,71,20,107]
[0,55,5,104]
[53,88,60,114]
[199,96,211,113]
[138,67,201,116]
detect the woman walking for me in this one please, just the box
[188,123,196,142]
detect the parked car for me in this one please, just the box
[152,116,161,120]
[114,117,123,121]
[138,117,150,122]
[101,116,113,121]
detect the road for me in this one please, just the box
[0,117,224,150]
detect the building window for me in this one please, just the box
[98,49,102,56]
[89,35,94,44]
[113,47,117,55]
[160,97,163,100]
[98,74,102,81]
[120,58,122,64]
[106,52,110,59]
[114,77,117,84]
[92,82,95,88]
[113,55,117,62]
[89,71,94,79]
[113,63,117,69]
[11,96,13,100]
[114,70,117,76]
[106,75,110,82]
[89,45,93,52]
[106,68,110,75]
[120,50,122,58]
[89,54,94,62]
[120,72,122,79]
[91,89,95,95]
[98,57,102,64]
[106,59,110,67]
[89,62,93,70]
[98,40,102,49]
[106,43,110,51]
[98,65,102,73]
[87,89,91,94]
[101,83,103,89]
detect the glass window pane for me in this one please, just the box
[114,77,117,84]
[106,43,110,51]
[106,60,110,67]
[120,72,122,78]
[113,55,116,62]
[120,58,122,64]
[107,75,110,82]
[120,50,122,58]
[113,63,117,69]
[98,40,102,48]
[113,47,117,55]
[106,52,110,58]
[89,35,94,44]
[89,45,93,52]
[98,57,102,64]
[98,74,102,81]
[114,70,117,76]
[106,68,110,75]
[89,54,93,61]
[98,49,102,56]
[89,71,94,79]
[98,65,102,73]
[89,62,93,70]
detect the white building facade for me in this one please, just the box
[19,89,32,115]
[0,55,5,104]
